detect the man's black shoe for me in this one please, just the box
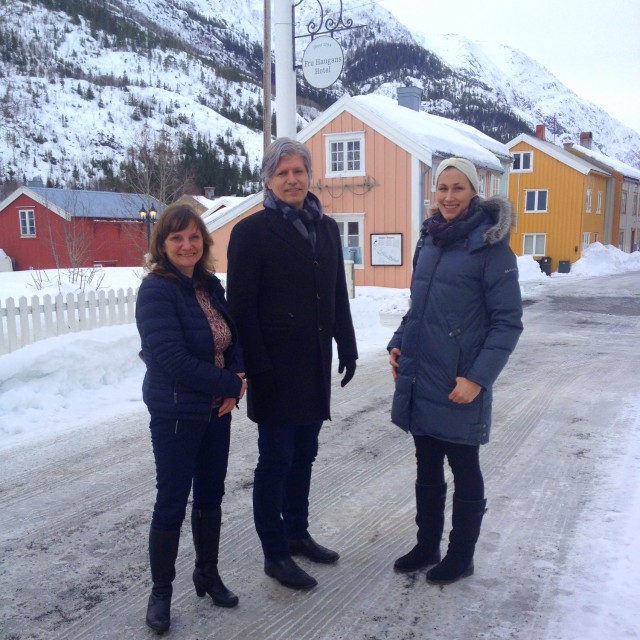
[288,536,340,564]
[264,557,318,590]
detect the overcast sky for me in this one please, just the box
[376,0,640,134]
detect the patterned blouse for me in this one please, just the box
[195,289,232,368]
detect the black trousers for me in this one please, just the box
[253,421,323,560]
[413,435,484,501]
[149,413,231,530]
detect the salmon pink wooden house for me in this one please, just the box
[205,92,512,289]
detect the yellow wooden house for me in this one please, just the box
[506,127,611,273]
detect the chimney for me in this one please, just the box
[535,124,546,141]
[204,186,215,199]
[397,85,423,112]
[579,132,593,149]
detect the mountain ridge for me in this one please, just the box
[0,0,637,198]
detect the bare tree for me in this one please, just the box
[120,126,193,205]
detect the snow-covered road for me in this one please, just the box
[1,271,639,640]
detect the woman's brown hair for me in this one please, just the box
[143,203,214,289]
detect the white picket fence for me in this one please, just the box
[0,288,138,355]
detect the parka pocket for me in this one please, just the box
[391,374,414,431]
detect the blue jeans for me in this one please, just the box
[149,414,231,530]
[253,421,322,560]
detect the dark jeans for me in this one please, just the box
[253,421,323,560]
[413,435,484,501]
[149,413,231,530]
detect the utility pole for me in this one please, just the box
[274,0,297,139]
[263,0,272,150]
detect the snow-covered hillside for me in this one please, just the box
[0,0,638,190]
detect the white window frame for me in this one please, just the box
[325,132,365,178]
[522,233,546,256]
[512,151,533,173]
[19,209,36,237]
[524,189,548,213]
[621,190,628,214]
[596,191,602,214]
[491,174,501,197]
[585,189,592,213]
[582,232,590,249]
[477,173,486,196]
[331,213,365,269]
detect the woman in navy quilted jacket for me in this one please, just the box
[136,203,247,634]
[388,158,523,585]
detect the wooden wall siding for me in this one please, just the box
[306,111,414,289]
[210,207,258,274]
[508,142,606,270]
[0,194,148,270]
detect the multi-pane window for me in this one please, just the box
[621,190,628,214]
[326,133,365,177]
[491,174,501,197]
[19,209,36,236]
[523,233,546,256]
[582,232,591,249]
[332,214,364,267]
[512,151,533,172]
[478,173,486,196]
[585,189,592,213]
[596,191,602,214]
[524,189,548,212]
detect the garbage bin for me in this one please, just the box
[536,256,551,276]
[558,260,571,274]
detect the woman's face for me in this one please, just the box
[162,221,203,277]
[266,153,310,210]
[436,168,476,221]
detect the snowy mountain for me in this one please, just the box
[0,0,638,194]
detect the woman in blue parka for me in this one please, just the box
[136,204,247,633]
[388,158,523,585]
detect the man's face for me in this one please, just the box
[266,154,310,210]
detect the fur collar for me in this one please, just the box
[479,196,514,245]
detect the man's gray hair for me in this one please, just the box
[261,137,312,185]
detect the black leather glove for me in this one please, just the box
[338,359,356,387]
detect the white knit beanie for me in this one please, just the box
[435,158,479,193]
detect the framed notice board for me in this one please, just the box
[371,233,402,266]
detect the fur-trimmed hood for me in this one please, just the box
[479,196,513,245]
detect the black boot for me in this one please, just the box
[146,527,181,634]
[426,497,487,585]
[264,556,318,590]
[191,508,239,608]
[394,482,447,573]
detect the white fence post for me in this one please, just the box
[0,287,139,355]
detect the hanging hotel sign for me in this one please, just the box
[302,36,344,89]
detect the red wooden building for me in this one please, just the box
[0,186,163,271]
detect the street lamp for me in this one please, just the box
[139,205,157,249]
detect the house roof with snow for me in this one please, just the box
[507,134,611,177]
[564,144,640,182]
[0,186,164,221]
[299,93,511,172]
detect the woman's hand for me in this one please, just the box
[217,374,248,416]
[389,348,401,382]
[217,397,237,416]
[448,376,481,404]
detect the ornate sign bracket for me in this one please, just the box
[292,0,363,70]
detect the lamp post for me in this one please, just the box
[139,205,157,249]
